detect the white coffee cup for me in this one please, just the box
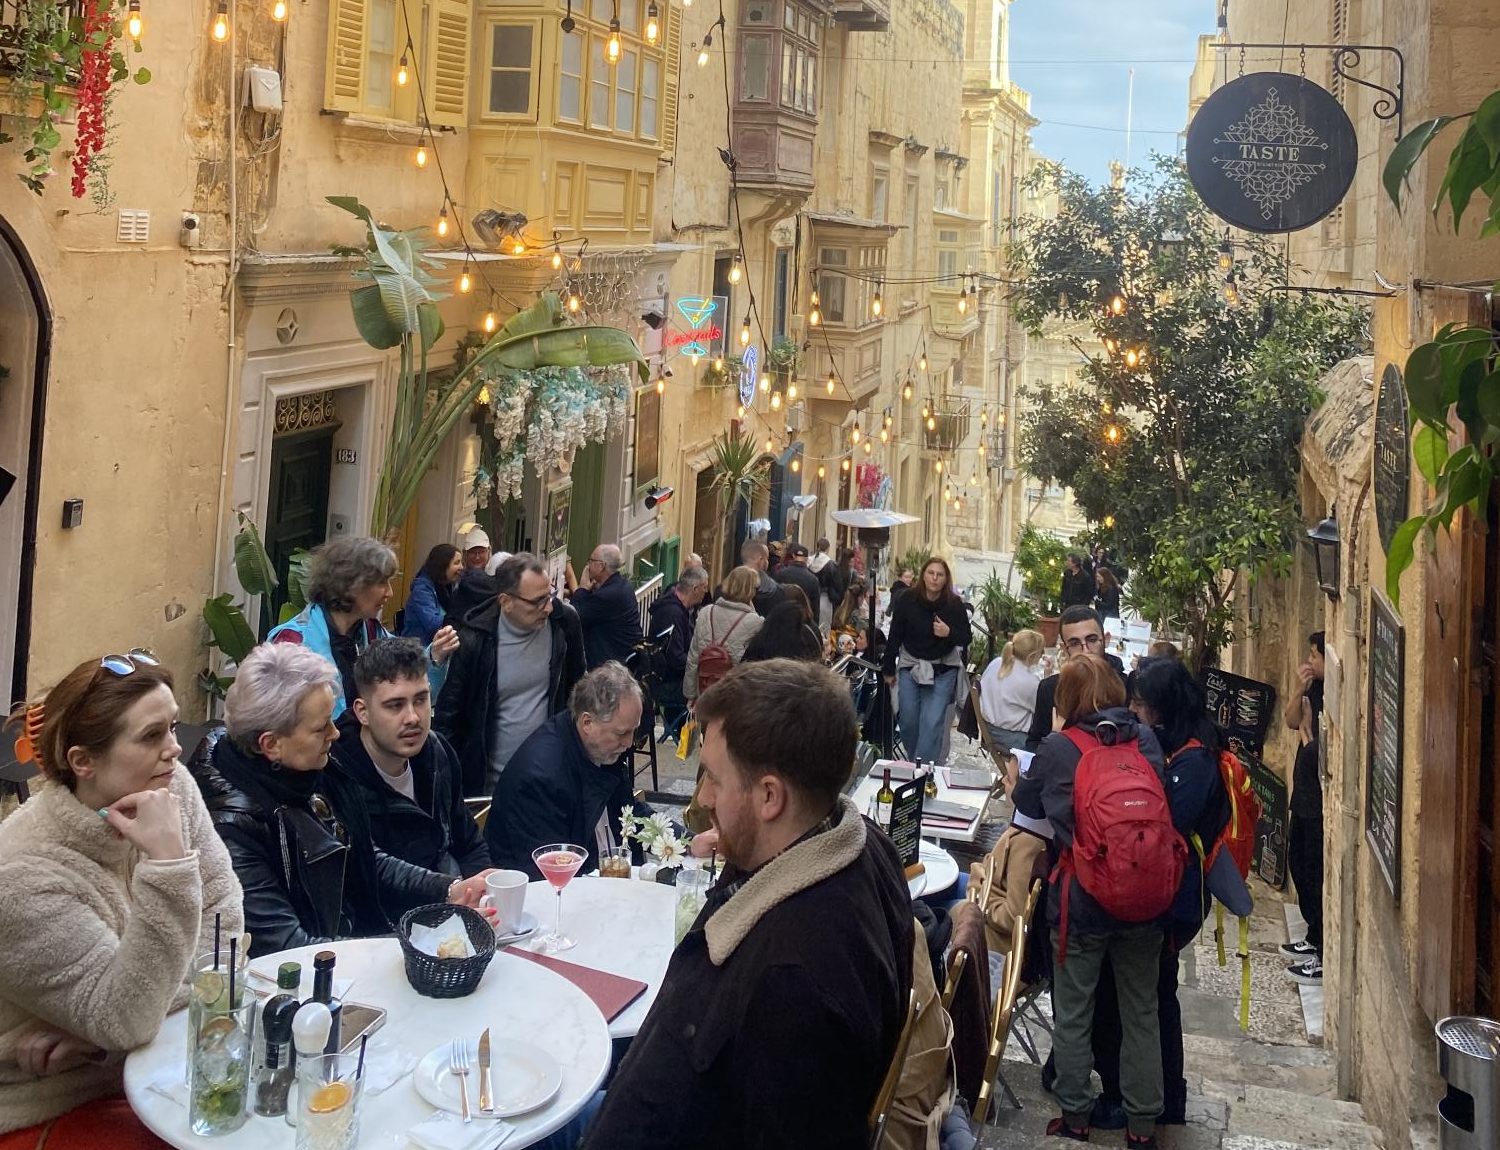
[481,869,529,933]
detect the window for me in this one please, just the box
[590,37,612,128]
[905,176,920,262]
[818,247,848,325]
[870,167,888,222]
[559,29,584,121]
[641,56,660,137]
[773,249,791,339]
[327,0,472,126]
[616,48,638,133]
[741,34,772,101]
[364,0,399,113]
[937,228,960,282]
[935,175,950,211]
[779,1,820,115]
[488,24,535,115]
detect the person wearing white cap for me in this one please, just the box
[460,526,491,571]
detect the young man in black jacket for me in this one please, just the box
[329,638,491,879]
[1024,606,1127,752]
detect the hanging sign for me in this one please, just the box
[739,344,760,407]
[1200,667,1277,758]
[1374,362,1411,556]
[1186,72,1358,233]
[670,294,728,359]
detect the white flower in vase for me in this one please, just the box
[653,832,687,871]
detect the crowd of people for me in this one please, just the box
[0,523,1322,1150]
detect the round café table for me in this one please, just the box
[516,873,677,1039]
[124,937,612,1149]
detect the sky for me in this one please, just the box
[1008,0,1210,187]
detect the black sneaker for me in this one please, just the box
[1046,1117,1091,1142]
[1279,938,1318,958]
[1286,956,1323,985]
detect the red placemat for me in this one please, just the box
[503,948,649,1022]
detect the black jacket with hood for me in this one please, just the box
[326,718,491,879]
[1012,707,1167,937]
[433,596,586,797]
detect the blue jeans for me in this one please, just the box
[898,665,956,763]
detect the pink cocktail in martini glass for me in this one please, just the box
[531,843,586,953]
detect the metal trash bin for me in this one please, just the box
[1437,1016,1500,1149]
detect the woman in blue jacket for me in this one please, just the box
[402,543,462,644]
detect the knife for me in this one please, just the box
[478,1027,493,1113]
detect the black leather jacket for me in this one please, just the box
[191,730,452,959]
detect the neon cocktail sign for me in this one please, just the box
[672,296,723,358]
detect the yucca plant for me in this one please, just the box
[329,197,648,538]
[707,427,770,578]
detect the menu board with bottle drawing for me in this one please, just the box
[1366,592,1403,898]
[887,778,925,870]
[1200,668,1277,755]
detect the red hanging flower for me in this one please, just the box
[71,0,116,198]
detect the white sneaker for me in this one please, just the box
[1286,957,1323,985]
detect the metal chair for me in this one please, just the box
[867,989,919,1150]
[973,880,1043,1127]
[624,628,674,794]
[463,797,492,833]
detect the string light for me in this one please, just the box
[607,17,622,64]
[739,317,751,347]
[1108,294,1126,316]
[851,425,861,444]
[880,427,889,443]
[435,206,449,239]
[272,0,287,20]
[902,380,913,401]
[1124,348,1143,368]
[737,404,746,418]
[953,496,963,512]
[211,0,229,41]
[957,286,968,315]
[808,290,821,327]
[1104,514,1116,528]
[787,382,798,400]
[458,265,473,293]
[126,0,142,41]
[415,142,428,168]
[884,412,892,427]
[483,311,497,334]
[759,375,771,393]
[978,440,986,455]
[826,372,836,395]
[863,440,873,454]
[1218,236,1234,271]
[841,458,851,472]
[790,457,800,472]
[926,414,937,431]
[656,377,666,395]
[567,290,582,313]
[817,465,827,479]
[871,288,883,319]
[764,437,774,453]
[770,391,782,410]
[729,252,744,285]
[551,249,563,270]
[511,239,526,256]
[697,35,711,67]
[397,53,409,86]
[1223,280,1239,306]
[645,1,660,45]
[918,352,927,372]
[934,459,944,474]
[1105,424,1122,444]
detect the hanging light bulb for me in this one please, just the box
[764,437,774,453]
[826,372,836,395]
[477,384,492,406]
[1218,237,1234,271]
[954,496,963,512]
[415,142,428,168]
[737,404,746,418]
[918,351,927,372]
[1105,424,1122,445]
[739,317,751,347]
[211,0,229,41]
[808,289,821,327]
[957,287,968,316]
[981,406,988,427]
[714,356,725,372]
[689,350,702,367]
[921,403,930,419]
[551,249,563,270]
[458,266,472,294]
[607,18,622,64]
[863,440,873,455]
[790,457,800,472]
[943,487,951,504]
[817,464,826,479]
[1108,294,1126,316]
[759,375,770,393]
[787,382,798,400]
[657,377,666,395]
[934,459,944,474]
[483,311,497,334]
[770,391,782,411]
[435,207,449,239]
[645,1,660,45]
[841,458,851,473]
[880,427,889,443]
[902,380,913,401]
[851,425,861,444]
[978,440,987,455]
[884,411,893,427]
[126,0,143,41]
[697,34,711,67]
[871,289,883,319]
[729,252,744,285]
[397,53,409,86]
[1104,337,1117,354]
[567,292,582,313]
[511,239,526,256]
[1223,280,1239,306]
[272,0,288,20]
[926,414,937,432]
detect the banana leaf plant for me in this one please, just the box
[328,197,649,539]
[707,427,771,579]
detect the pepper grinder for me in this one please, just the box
[254,995,299,1117]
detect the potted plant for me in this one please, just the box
[974,570,1039,665]
[702,353,745,390]
[1014,524,1067,647]
[767,336,801,379]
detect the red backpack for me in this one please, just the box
[1053,722,1188,958]
[696,610,749,694]
[1172,739,1261,879]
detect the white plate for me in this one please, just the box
[414,1036,561,1118]
[493,911,539,944]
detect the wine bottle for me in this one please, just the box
[310,950,341,1055]
[875,767,895,831]
[923,759,939,800]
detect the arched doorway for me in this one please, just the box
[0,219,49,708]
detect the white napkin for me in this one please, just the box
[147,1069,188,1108]
[362,1038,418,1096]
[407,1111,515,1150]
[408,914,475,959]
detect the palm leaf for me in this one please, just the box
[231,511,278,598]
[202,592,258,664]
[350,283,403,349]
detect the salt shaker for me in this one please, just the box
[285,1001,332,1127]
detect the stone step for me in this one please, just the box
[1198,1081,1368,1126]
[1226,1107,1382,1150]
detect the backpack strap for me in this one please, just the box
[1048,851,1075,965]
[1061,727,1096,755]
[720,610,749,644]
[1168,737,1204,765]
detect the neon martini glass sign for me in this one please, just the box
[667,297,724,358]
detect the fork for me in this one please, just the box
[449,1038,472,1124]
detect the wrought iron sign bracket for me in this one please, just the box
[1218,43,1406,137]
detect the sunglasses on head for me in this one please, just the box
[99,648,160,677]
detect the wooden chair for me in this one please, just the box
[940,949,968,1013]
[969,684,1009,773]
[463,796,491,833]
[867,989,919,1150]
[973,880,1043,1128]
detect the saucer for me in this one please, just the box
[493,911,539,944]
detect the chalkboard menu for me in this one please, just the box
[1244,751,1289,889]
[1374,363,1411,556]
[888,777,925,870]
[1366,592,1404,897]
[1201,668,1277,755]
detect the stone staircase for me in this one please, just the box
[977,880,1385,1149]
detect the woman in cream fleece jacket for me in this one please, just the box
[0,653,243,1144]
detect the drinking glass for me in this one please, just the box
[674,867,712,945]
[531,843,586,953]
[188,990,255,1135]
[184,949,250,1086]
[294,1053,363,1150]
[599,846,632,878]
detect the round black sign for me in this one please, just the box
[1374,362,1410,555]
[1186,72,1357,234]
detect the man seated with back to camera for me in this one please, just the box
[582,658,914,1149]
[327,637,490,880]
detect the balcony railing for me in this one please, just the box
[921,400,971,454]
[1,0,84,75]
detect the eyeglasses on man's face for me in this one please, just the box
[1063,632,1104,654]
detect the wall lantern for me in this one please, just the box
[1306,511,1340,600]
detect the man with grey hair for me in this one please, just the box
[435,552,585,795]
[485,662,657,880]
[648,564,709,737]
[568,542,644,670]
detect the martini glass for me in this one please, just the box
[532,843,587,953]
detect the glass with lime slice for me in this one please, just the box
[188,993,255,1135]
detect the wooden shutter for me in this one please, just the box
[424,0,472,127]
[324,0,368,112]
[660,5,681,154]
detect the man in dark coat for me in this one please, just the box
[1025,606,1127,752]
[583,660,914,1149]
[568,543,644,669]
[647,566,710,736]
[434,553,586,796]
[774,542,823,615]
[1060,553,1095,610]
[486,662,656,880]
[328,638,491,879]
[739,538,784,617]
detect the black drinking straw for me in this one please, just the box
[709,849,717,879]
[228,938,237,1007]
[356,1033,369,1080]
[213,912,222,969]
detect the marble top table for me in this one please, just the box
[517,873,677,1039]
[850,765,990,844]
[124,938,612,1150]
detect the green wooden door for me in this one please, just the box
[568,441,606,570]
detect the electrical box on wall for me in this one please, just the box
[244,67,284,114]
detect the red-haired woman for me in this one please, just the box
[0,652,242,1148]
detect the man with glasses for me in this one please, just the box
[567,543,645,670]
[1023,605,1126,752]
[434,553,585,796]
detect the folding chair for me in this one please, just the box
[969,685,1009,773]
[973,880,1042,1127]
[867,990,919,1150]
[941,949,968,1013]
